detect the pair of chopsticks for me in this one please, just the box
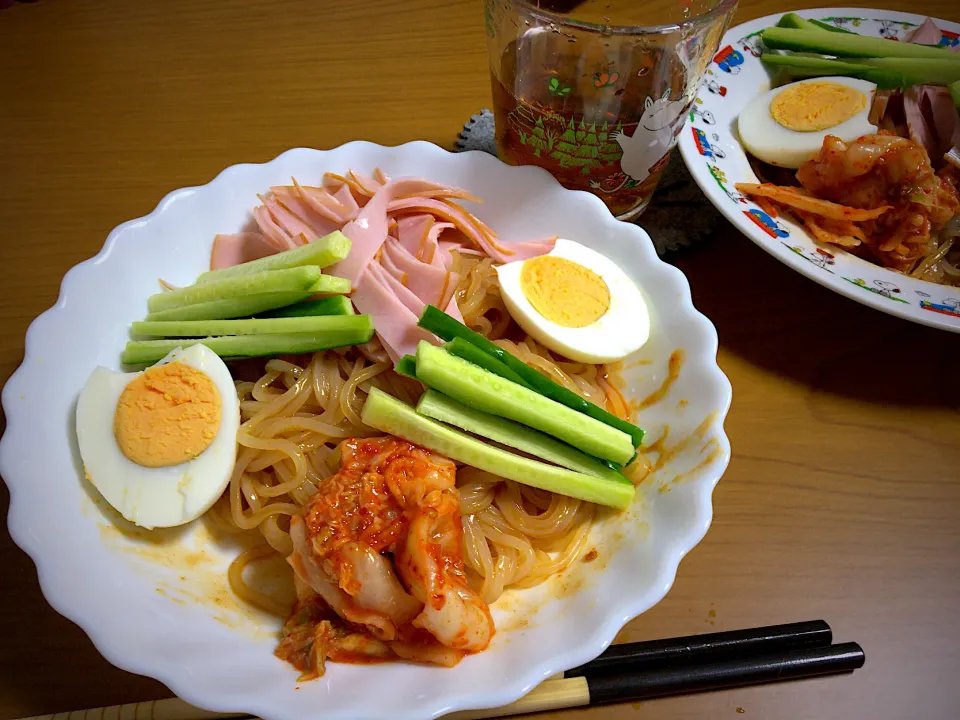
[17,620,863,720]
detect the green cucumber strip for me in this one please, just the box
[308,274,351,295]
[776,13,823,31]
[761,27,960,61]
[445,337,531,388]
[132,315,373,338]
[144,291,315,321]
[122,329,373,365]
[196,231,351,284]
[148,266,321,313]
[858,57,960,86]
[417,305,644,448]
[809,19,855,33]
[759,53,914,89]
[417,390,629,484]
[415,341,634,465]
[362,388,634,509]
[260,295,354,318]
[951,80,960,109]
[395,355,419,380]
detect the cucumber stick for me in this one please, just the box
[195,231,352,284]
[759,54,911,88]
[132,315,372,338]
[417,390,629,484]
[396,355,418,379]
[144,291,316,321]
[415,341,634,465]
[951,81,960,110]
[260,295,354,318]
[417,305,644,448]
[809,19,854,33]
[760,53,960,89]
[148,266,321,313]
[445,337,531,388]
[363,388,634,509]
[859,57,960,86]
[123,330,371,365]
[761,27,960,61]
[776,13,822,31]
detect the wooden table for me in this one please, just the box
[2,0,959,718]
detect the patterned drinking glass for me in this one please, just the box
[484,0,738,220]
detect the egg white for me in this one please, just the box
[738,76,878,169]
[496,239,650,364]
[76,344,240,529]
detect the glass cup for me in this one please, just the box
[484,0,738,220]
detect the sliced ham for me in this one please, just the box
[210,232,279,270]
[332,178,491,289]
[397,215,437,262]
[903,87,938,160]
[920,86,960,159]
[253,204,298,250]
[261,194,322,242]
[351,265,438,363]
[388,197,555,262]
[210,169,556,362]
[273,186,344,236]
[381,238,460,308]
[906,18,942,45]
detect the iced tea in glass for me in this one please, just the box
[485,0,738,220]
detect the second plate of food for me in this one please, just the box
[679,8,960,331]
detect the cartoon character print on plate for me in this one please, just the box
[691,128,725,160]
[713,45,744,74]
[689,101,715,126]
[938,29,959,47]
[782,243,836,273]
[920,297,960,317]
[822,16,865,29]
[875,19,913,40]
[744,208,789,238]
[738,32,763,58]
[590,89,685,194]
[708,164,747,205]
[841,277,910,303]
[704,77,727,97]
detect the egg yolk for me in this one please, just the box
[114,361,222,468]
[520,256,610,328]
[770,82,867,132]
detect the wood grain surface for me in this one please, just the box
[2,1,959,718]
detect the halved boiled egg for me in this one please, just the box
[496,239,650,363]
[76,344,240,529]
[738,76,878,168]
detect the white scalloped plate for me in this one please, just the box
[0,142,731,720]
[678,8,960,332]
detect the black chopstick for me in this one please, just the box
[565,619,833,678]
[585,642,866,705]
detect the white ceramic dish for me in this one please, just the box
[678,8,960,333]
[0,141,731,720]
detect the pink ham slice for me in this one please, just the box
[253,204,299,250]
[381,238,461,309]
[387,196,555,262]
[920,86,959,159]
[332,178,492,289]
[906,18,942,45]
[397,215,437,262]
[352,264,439,363]
[271,187,344,238]
[210,170,555,359]
[210,232,278,270]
